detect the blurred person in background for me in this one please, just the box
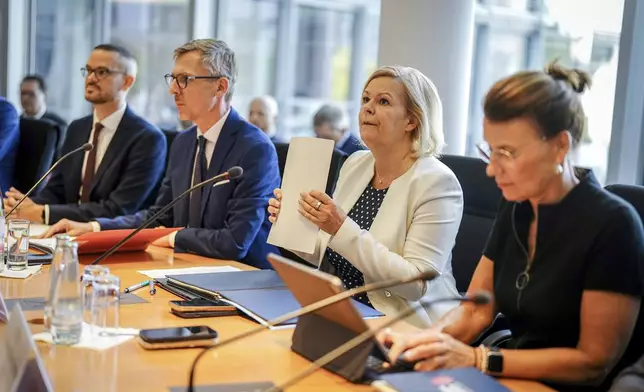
[313,103,365,156]
[248,95,283,142]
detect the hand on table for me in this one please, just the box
[377,328,477,371]
[40,219,94,238]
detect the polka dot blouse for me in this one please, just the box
[324,183,388,307]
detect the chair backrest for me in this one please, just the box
[439,154,502,292]
[13,118,59,194]
[273,142,348,196]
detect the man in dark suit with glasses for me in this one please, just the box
[5,44,166,225]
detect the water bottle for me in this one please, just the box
[44,234,72,330]
[50,240,82,345]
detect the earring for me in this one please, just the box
[556,164,563,174]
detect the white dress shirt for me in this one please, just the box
[44,104,126,225]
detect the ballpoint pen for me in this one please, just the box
[124,280,149,293]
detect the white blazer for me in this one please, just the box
[293,151,464,328]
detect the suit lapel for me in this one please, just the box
[91,107,133,194]
[177,127,198,227]
[200,108,240,215]
[68,117,93,202]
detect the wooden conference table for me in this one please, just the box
[0,247,554,392]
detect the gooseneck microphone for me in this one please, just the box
[91,166,243,265]
[187,268,440,391]
[6,142,94,217]
[264,291,492,392]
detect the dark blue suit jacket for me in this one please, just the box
[338,133,366,156]
[0,97,19,192]
[32,106,166,224]
[96,108,281,269]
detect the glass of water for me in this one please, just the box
[91,275,120,336]
[81,265,110,324]
[7,219,29,270]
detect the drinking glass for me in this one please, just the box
[91,275,120,336]
[7,219,29,270]
[81,265,110,324]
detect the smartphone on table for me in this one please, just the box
[138,325,218,350]
[169,298,238,318]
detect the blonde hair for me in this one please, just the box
[484,61,591,145]
[363,66,444,158]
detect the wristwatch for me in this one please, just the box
[486,346,504,374]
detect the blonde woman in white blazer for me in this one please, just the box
[268,66,464,328]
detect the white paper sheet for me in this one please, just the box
[6,236,56,252]
[137,265,241,279]
[32,323,139,351]
[0,265,42,279]
[267,137,334,254]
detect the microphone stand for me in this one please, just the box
[186,269,439,391]
[91,168,241,265]
[6,143,93,217]
[264,293,491,392]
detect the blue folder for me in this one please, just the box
[375,368,510,392]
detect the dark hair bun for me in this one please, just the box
[545,61,592,94]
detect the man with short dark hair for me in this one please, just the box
[19,74,67,129]
[5,44,166,225]
[44,39,280,269]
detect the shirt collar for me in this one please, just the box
[93,103,127,132]
[196,108,231,143]
[336,131,352,149]
[514,168,599,219]
[23,106,47,119]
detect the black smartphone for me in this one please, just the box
[138,325,218,350]
[168,298,237,313]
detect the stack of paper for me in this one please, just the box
[137,265,241,279]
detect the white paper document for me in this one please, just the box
[137,265,241,279]
[32,323,139,351]
[267,137,334,254]
[0,265,42,279]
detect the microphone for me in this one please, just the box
[90,166,243,265]
[187,269,439,391]
[6,143,93,217]
[265,291,492,392]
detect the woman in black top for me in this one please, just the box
[380,62,644,391]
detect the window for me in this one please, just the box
[286,5,357,137]
[34,0,97,122]
[468,0,625,184]
[218,0,280,119]
[109,0,191,130]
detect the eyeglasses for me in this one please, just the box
[164,73,226,89]
[476,143,514,164]
[476,137,547,165]
[81,67,126,80]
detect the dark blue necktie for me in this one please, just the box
[189,136,207,228]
